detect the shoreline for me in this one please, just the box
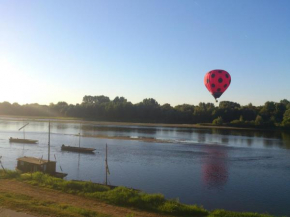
[0,171,275,217]
[0,115,269,131]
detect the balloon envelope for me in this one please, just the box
[204,69,231,100]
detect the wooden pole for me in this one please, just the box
[105,144,107,185]
[48,121,50,162]
[0,157,6,174]
[79,123,81,148]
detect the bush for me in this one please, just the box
[213,117,223,125]
[230,120,244,126]
[0,169,21,179]
[22,172,110,193]
[255,115,263,126]
[208,209,274,217]
[86,187,208,216]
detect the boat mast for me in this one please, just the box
[19,123,29,139]
[79,123,81,148]
[48,121,50,162]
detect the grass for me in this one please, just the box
[17,171,208,216]
[0,191,108,217]
[0,170,276,217]
[208,210,276,217]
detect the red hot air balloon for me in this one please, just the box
[204,69,231,102]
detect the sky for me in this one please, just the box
[0,0,290,106]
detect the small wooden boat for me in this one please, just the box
[61,144,96,153]
[61,123,96,153]
[9,123,38,144]
[9,137,38,144]
[15,121,67,179]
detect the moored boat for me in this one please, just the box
[9,137,38,144]
[61,144,96,153]
[9,123,38,144]
[61,123,96,153]
[14,121,67,179]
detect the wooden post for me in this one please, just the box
[105,144,108,185]
[0,157,6,174]
[79,123,81,148]
[48,121,50,162]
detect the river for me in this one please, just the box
[0,118,290,216]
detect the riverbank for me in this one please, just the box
[0,115,277,131]
[0,170,275,217]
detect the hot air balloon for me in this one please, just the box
[204,69,231,102]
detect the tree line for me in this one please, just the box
[0,95,290,128]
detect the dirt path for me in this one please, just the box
[0,179,169,217]
[0,207,37,217]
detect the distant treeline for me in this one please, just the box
[1,95,290,128]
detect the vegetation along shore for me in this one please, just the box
[0,170,276,217]
[1,95,290,130]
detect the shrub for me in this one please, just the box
[213,117,223,125]
[208,209,274,217]
[0,169,21,179]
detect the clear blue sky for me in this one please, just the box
[0,0,289,106]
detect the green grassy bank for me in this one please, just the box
[0,191,106,217]
[0,170,277,217]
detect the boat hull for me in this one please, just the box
[9,138,38,144]
[61,145,96,153]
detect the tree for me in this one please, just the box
[0,96,289,127]
[280,99,290,107]
[255,115,264,126]
[282,109,290,126]
[219,101,240,109]
[259,101,275,121]
[142,98,159,107]
[212,116,223,125]
[214,101,241,122]
[239,115,244,122]
[274,103,286,123]
[161,103,172,110]
[82,95,110,104]
[113,96,127,103]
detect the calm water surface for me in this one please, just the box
[1,118,290,216]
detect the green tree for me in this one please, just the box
[255,115,264,126]
[82,95,110,104]
[113,96,127,103]
[282,109,290,126]
[212,116,223,125]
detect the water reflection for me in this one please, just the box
[281,132,290,148]
[1,118,290,149]
[198,133,206,143]
[202,146,228,189]
[263,139,275,147]
[221,137,229,144]
[246,138,252,146]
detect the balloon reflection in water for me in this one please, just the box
[202,146,228,189]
